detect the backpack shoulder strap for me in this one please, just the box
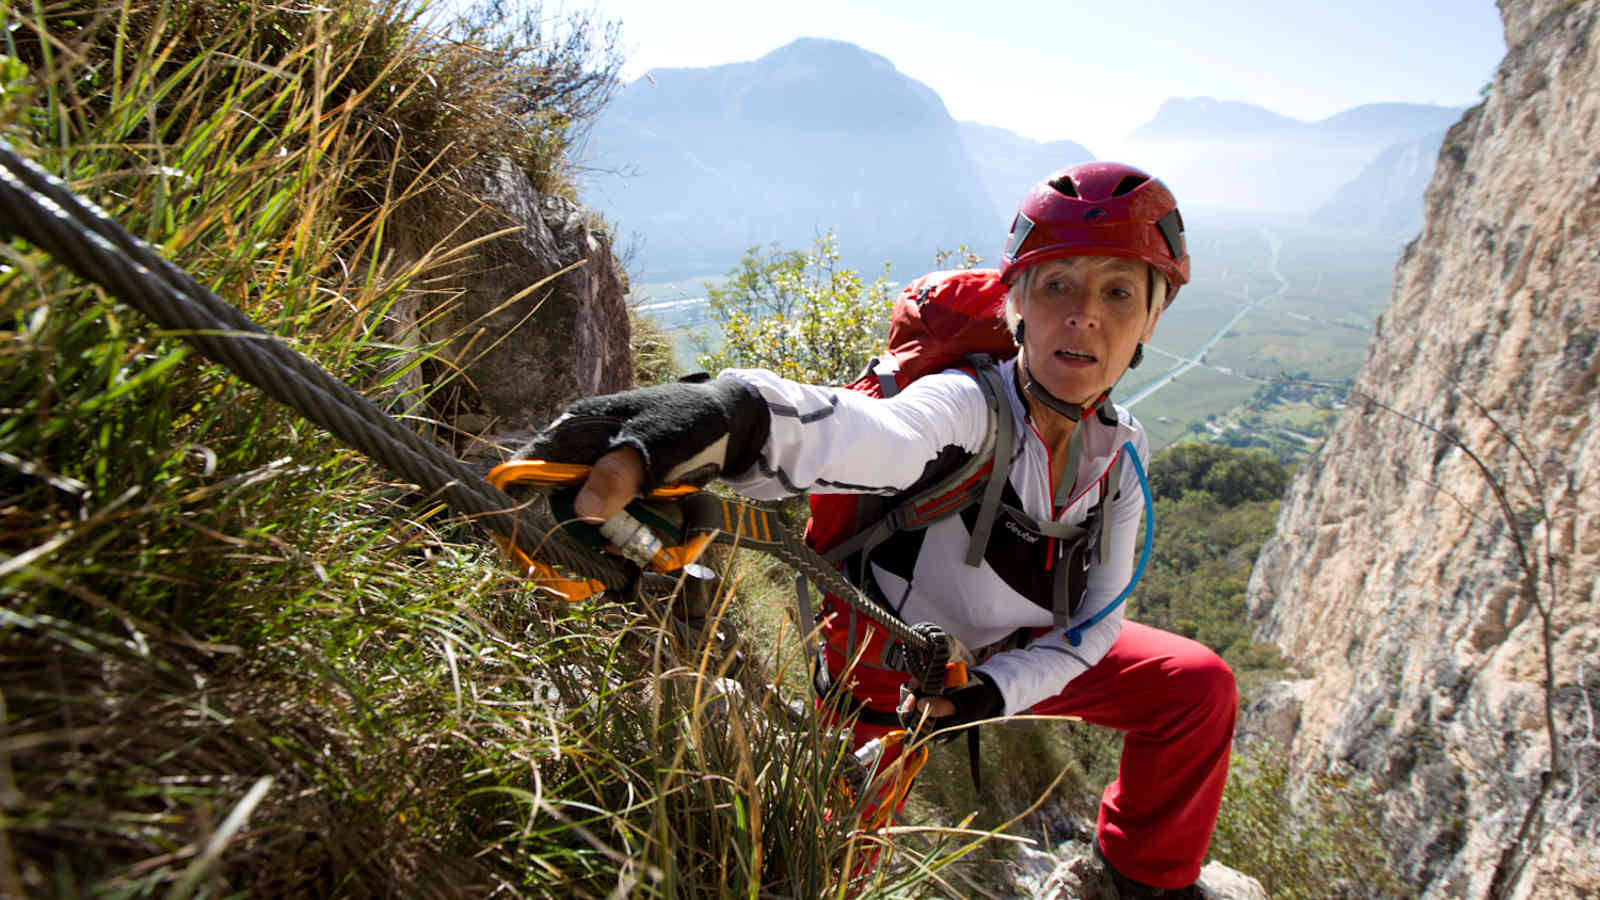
[1048,440,1128,630]
[1098,450,1126,565]
[963,356,1014,567]
[823,356,1009,570]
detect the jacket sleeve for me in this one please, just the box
[972,429,1150,715]
[716,368,990,501]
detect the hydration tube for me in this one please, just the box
[1065,440,1153,647]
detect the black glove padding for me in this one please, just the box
[516,374,772,490]
[898,670,1003,743]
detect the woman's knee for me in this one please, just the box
[1172,643,1237,716]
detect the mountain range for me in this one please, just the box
[1123,97,1465,217]
[581,38,992,280]
[579,38,1468,281]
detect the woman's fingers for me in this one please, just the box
[573,447,645,522]
[897,689,955,719]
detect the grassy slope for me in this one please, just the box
[0,3,975,896]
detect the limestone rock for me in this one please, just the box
[1238,678,1313,749]
[384,156,632,466]
[1011,837,1266,899]
[1242,1,1600,896]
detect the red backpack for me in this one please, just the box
[798,269,1024,690]
[803,268,1020,564]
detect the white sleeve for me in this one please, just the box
[717,368,990,502]
[974,430,1149,714]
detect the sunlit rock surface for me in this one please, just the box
[1243,1,1600,896]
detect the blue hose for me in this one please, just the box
[1065,440,1153,647]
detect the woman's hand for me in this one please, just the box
[897,684,956,720]
[896,671,1003,740]
[572,447,645,523]
[514,374,771,518]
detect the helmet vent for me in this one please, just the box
[1111,174,1149,196]
[1047,176,1080,198]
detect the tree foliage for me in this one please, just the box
[697,232,893,385]
[1211,745,1409,899]
[1136,444,1290,673]
[1149,442,1291,505]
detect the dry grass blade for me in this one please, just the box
[163,775,274,900]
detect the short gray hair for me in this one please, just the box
[1004,261,1166,339]
[1003,268,1030,337]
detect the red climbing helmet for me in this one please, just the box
[1000,162,1190,307]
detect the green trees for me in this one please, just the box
[1150,443,1290,506]
[697,232,893,385]
[1136,444,1290,673]
[1211,744,1408,898]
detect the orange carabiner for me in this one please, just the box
[485,461,609,601]
[490,535,605,602]
[846,729,930,832]
[486,459,699,499]
[484,459,707,598]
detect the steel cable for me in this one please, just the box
[0,139,629,589]
[770,525,926,650]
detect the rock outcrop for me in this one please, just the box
[1243,1,1600,897]
[1011,834,1267,900]
[385,156,632,463]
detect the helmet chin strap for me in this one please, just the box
[1022,362,1110,423]
[1014,318,1119,425]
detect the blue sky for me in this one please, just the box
[517,0,1506,144]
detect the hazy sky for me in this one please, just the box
[523,0,1506,148]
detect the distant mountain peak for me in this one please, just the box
[1132,97,1304,139]
[761,36,895,66]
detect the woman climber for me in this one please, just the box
[526,161,1236,899]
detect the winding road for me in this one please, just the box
[1123,228,1288,408]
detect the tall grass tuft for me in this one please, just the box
[0,1,965,895]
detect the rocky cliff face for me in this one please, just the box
[384,157,633,465]
[1243,1,1600,897]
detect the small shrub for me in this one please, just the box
[1210,743,1411,899]
[697,231,893,385]
[630,302,682,385]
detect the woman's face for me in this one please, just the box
[1017,256,1164,408]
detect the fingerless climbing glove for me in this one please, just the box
[516,374,772,489]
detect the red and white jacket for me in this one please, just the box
[721,358,1150,715]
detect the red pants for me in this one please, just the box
[828,619,1237,891]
